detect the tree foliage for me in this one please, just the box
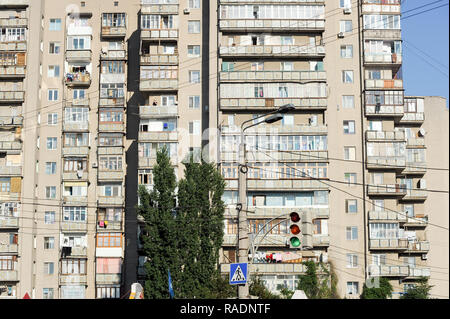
[400,277,433,299]
[297,261,339,299]
[249,277,280,299]
[360,277,393,299]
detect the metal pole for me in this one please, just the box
[238,129,249,299]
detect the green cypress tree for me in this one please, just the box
[360,277,393,299]
[138,148,179,299]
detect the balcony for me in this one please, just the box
[219,70,326,83]
[139,79,178,91]
[101,26,127,38]
[141,2,178,14]
[139,156,178,168]
[63,122,89,132]
[365,130,405,142]
[66,50,92,63]
[402,189,428,201]
[98,146,124,156]
[0,165,22,176]
[368,265,409,277]
[221,150,328,163]
[0,244,18,254]
[0,192,20,202]
[0,216,19,228]
[224,206,329,219]
[0,0,29,8]
[367,184,407,197]
[406,138,425,148]
[402,162,426,175]
[362,2,401,14]
[100,73,126,84]
[97,220,122,231]
[0,91,24,103]
[399,112,425,124]
[63,196,88,206]
[96,273,122,285]
[219,19,325,32]
[140,105,178,118]
[365,104,404,117]
[365,79,403,89]
[141,29,178,41]
[61,221,88,232]
[65,73,91,87]
[223,234,285,247]
[313,235,330,247]
[99,97,125,108]
[98,196,124,207]
[60,274,88,285]
[98,171,124,181]
[140,54,178,65]
[403,215,428,227]
[0,116,23,127]
[226,179,329,191]
[219,97,327,111]
[407,267,431,278]
[138,131,178,142]
[219,45,325,58]
[220,262,330,275]
[62,147,89,157]
[100,50,127,61]
[0,41,26,51]
[363,29,401,40]
[96,247,123,258]
[67,97,90,107]
[406,241,430,253]
[368,210,407,223]
[0,18,27,27]
[364,53,402,66]
[0,66,25,78]
[62,171,89,181]
[98,123,125,133]
[0,270,18,281]
[69,246,87,257]
[369,238,408,250]
[223,124,327,135]
[0,140,22,153]
[366,156,406,170]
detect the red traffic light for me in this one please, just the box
[290,212,300,223]
[290,224,301,235]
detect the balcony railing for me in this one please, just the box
[0,216,19,228]
[98,146,124,156]
[101,26,127,38]
[313,235,330,247]
[100,50,127,60]
[140,105,178,118]
[0,41,26,51]
[406,138,425,148]
[224,206,329,219]
[62,146,89,157]
[219,45,325,57]
[226,179,329,191]
[219,19,325,31]
[362,2,401,14]
[365,104,404,117]
[0,91,24,102]
[60,274,87,285]
[363,29,402,40]
[364,53,402,65]
[0,270,18,281]
[366,157,406,170]
[367,184,407,196]
[0,244,18,253]
[403,215,428,227]
[138,131,178,142]
[402,162,426,175]
[365,79,403,89]
[408,267,430,278]
[0,18,27,27]
[222,124,327,135]
[98,123,125,132]
[221,262,330,275]
[0,116,23,127]
[0,165,22,176]
[98,171,124,181]
[403,189,428,201]
[97,220,122,231]
[221,150,328,163]
[99,97,125,107]
[368,265,409,277]
[62,196,88,206]
[220,97,327,110]
[400,112,425,124]
[98,196,124,206]
[0,0,29,7]
[406,241,430,253]
[63,122,89,132]
[369,238,408,250]
[366,130,405,142]
[368,210,407,222]
[62,171,89,181]
[96,273,122,284]
[140,54,178,65]
[61,221,88,232]
[141,3,179,14]
[0,66,25,77]
[219,70,326,82]
[139,79,178,91]
[0,140,22,152]
[65,73,91,87]
[141,29,178,40]
[66,50,92,63]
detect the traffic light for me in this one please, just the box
[288,212,302,249]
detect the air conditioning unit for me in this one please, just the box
[344,8,352,14]
[421,254,428,260]
[77,170,83,178]
[418,179,427,189]
[92,162,98,168]
[418,128,426,137]
[183,8,190,14]
[338,32,345,38]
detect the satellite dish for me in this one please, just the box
[418,128,426,137]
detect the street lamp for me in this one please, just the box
[237,104,295,299]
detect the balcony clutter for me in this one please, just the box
[251,252,303,264]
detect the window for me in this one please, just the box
[97,286,121,299]
[47,65,60,78]
[49,19,62,31]
[282,115,294,126]
[347,254,358,268]
[188,45,200,57]
[101,61,125,74]
[44,262,54,275]
[99,109,123,123]
[73,89,86,100]
[369,223,399,239]
[49,42,61,54]
[47,113,58,125]
[61,259,86,274]
[342,70,354,83]
[44,237,55,249]
[340,44,353,58]
[101,83,124,98]
[99,156,123,171]
[347,282,359,295]
[346,226,358,240]
[102,13,126,27]
[188,121,201,135]
[43,288,54,299]
[189,0,200,8]
[281,62,293,71]
[48,89,58,101]
[96,258,122,274]
[64,133,89,147]
[344,146,356,160]
[222,62,235,72]
[189,96,200,109]
[340,0,352,9]
[98,208,122,223]
[188,21,200,33]
[64,158,87,172]
[343,120,355,134]
[342,95,355,109]
[97,232,122,248]
[45,186,56,199]
[251,62,264,71]
[344,173,357,186]
[63,184,87,197]
[0,178,11,192]
[102,184,121,197]
[63,207,87,222]
[363,14,400,30]
[45,162,57,175]
[44,211,55,224]
[346,199,358,213]
[372,254,386,266]
[340,20,352,33]
[189,71,200,83]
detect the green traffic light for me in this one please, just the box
[290,237,301,248]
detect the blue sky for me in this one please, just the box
[402,2,449,105]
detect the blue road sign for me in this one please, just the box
[229,263,248,285]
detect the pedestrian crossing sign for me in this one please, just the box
[229,263,248,285]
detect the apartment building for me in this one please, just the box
[0,0,448,300]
